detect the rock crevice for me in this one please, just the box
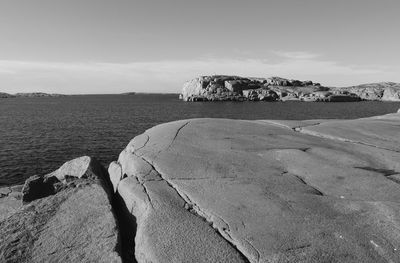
[140,155,252,263]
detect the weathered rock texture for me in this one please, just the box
[0,156,122,263]
[110,111,400,262]
[0,185,23,221]
[180,75,400,102]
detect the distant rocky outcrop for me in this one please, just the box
[16,92,65,97]
[0,92,65,98]
[0,92,14,98]
[180,75,400,102]
[340,82,400,101]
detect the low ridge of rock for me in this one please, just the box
[0,92,14,98]
[0,92,65,98]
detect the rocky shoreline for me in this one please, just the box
[1,110,400,262]
[180,75,400,102]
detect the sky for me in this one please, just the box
[0,0,399,94]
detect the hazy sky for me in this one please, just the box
[0,0,399,94]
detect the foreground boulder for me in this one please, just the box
[110,111,400,262]
[0,156,122,263]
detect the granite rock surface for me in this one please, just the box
[110,111,400,262]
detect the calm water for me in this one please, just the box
[1,94,399,186]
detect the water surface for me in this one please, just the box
[1,94,399,186]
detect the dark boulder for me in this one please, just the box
[22,175,59,203]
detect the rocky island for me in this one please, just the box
[180,75,400,102]
[1,110,400,262]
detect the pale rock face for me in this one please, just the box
[112,111,400,263]
[181,77,208,101]
[342,82,400,101]
[382,87,400,101]
[108,161,123,192]
[46,156,92,182]
[350,87,384,100]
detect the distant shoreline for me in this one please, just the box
[0,92,180,98]
[0,92,66,98]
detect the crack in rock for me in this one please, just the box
[170,177,237,181]
[111,184,139,263]
[260,119,399,153]
[167,121,190,150]
[355,167,398,177]
[355,167,400,185]
[284,244,312,251]
[243,238,261,263]
[138,155,251,263]
[386,176,400,185]
[151,121,191,159]
[134,134,150,154]
[136,179,154,209]
[291,174,324,196]
[292,122,321,131]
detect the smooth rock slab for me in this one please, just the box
[114,112,400,263]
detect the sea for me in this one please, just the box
[1,94,399,186]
